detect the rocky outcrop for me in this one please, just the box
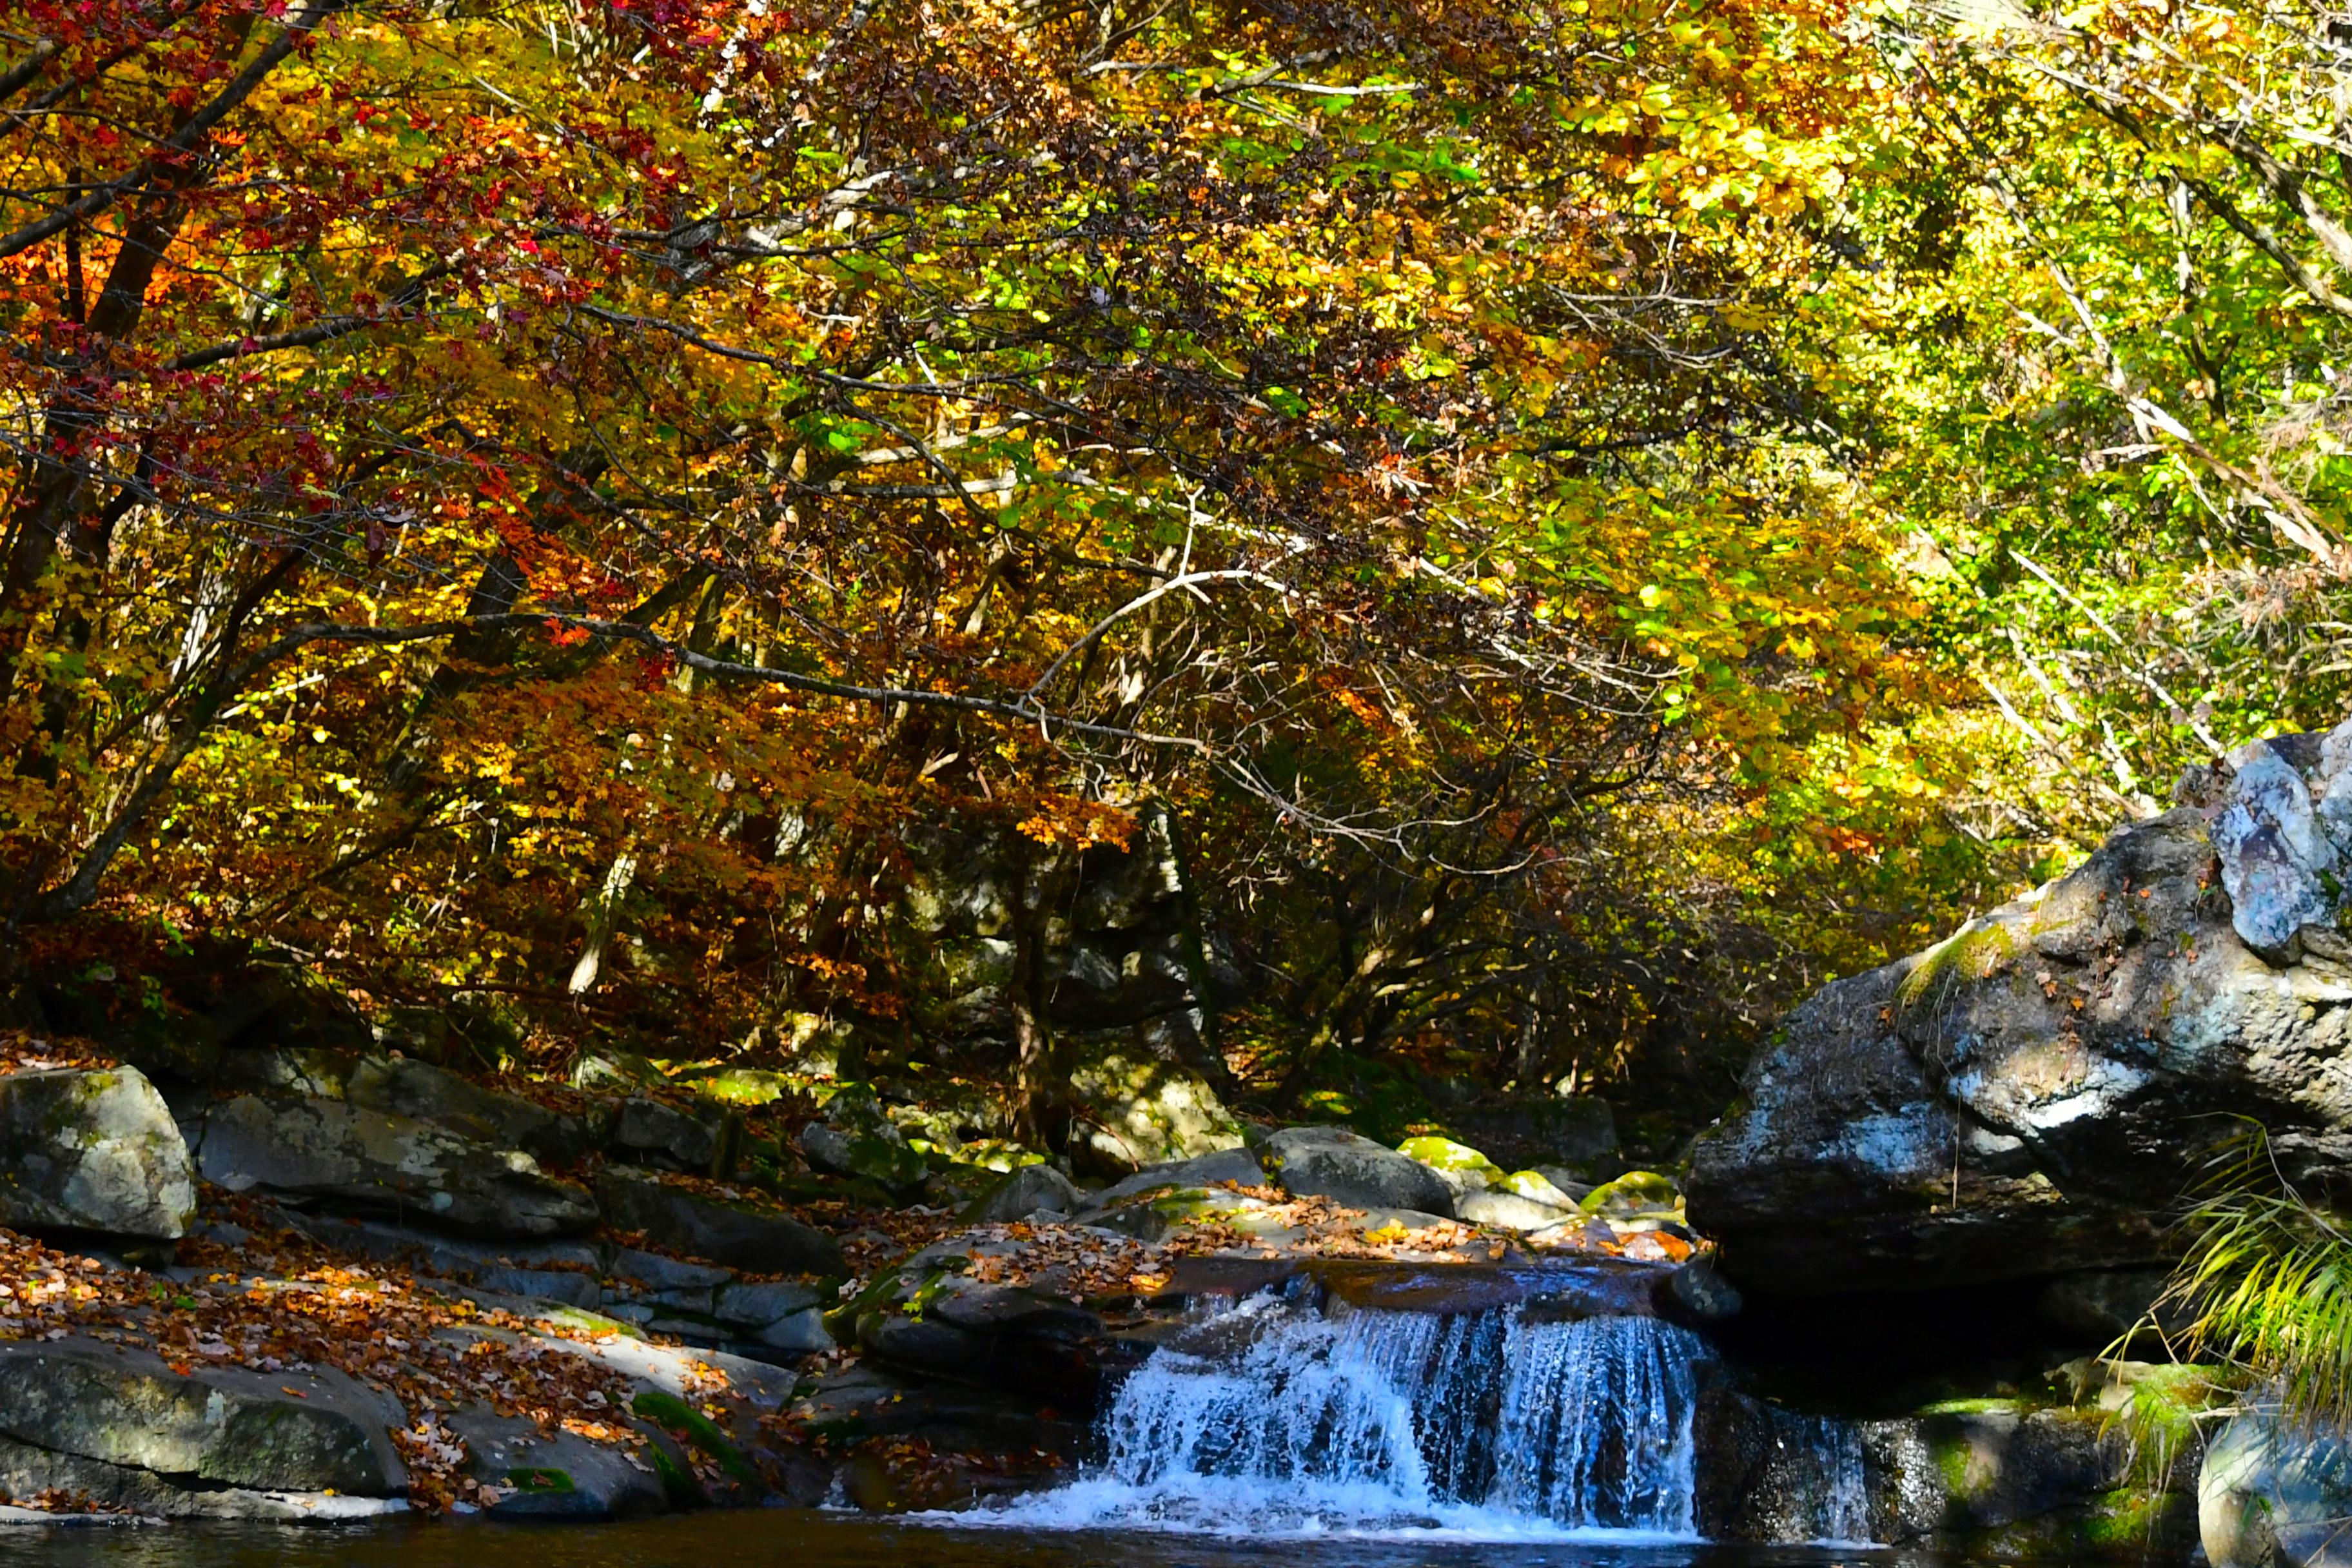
[1689,726,2352,1293]
[345,1056,591,1168]
[190,1093,596,1239]
[0,1337,407,1516]
[0,1067,193,1240]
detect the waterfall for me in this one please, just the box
[965,1291,1878,1542]
[1489,1315,1702,1534]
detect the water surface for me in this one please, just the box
[0,1512,1948,1568]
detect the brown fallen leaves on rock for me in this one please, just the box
[0,1212,653,1514]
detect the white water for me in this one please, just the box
[963,1294,1876,1544]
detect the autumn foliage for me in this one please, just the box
[0,0,2012,1132]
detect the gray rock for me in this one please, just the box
[346,1056,589,1166]
[2202,1407,2352,1568]
[594,1166,843,1275]
[965,1164,1087,1223]
[0,1337,406,1496]
[2214,741,2340,956]
[1091,1146,1264,1207]
[0,1436,407,1521]
[0,1066,193,1239]
[926,1277,1101,1338]
[755,1307,834,1353]
[271,1209,602,1306]
[1260,1126,1454,1217]
[1658,1259,1744,1323]
[608,1247,732,1293]
[1685,786,2352,1292]
[192,1094,597,1239]
[1455,1189,1574,1231]
[451,1407,667,1521]
[798,1091,927,1189]
[714,1279,827,1328]
[611,1097,723,1174]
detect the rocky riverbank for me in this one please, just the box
[0,1024,1694,1524]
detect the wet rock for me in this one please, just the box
[190,1093,596,1239]
[345,1056,590,1167]
[2201,1407,2352,1568]
[1259,1126,1454,1217]
[1656,1258,1743,1324]
[0,1337,406,1497]
[965,1164,1087,1222]
[0,1066,194,1239]
[593,1166,843,1275]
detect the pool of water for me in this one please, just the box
[0,1514,1984,1568]
[0,1511,1969,1568]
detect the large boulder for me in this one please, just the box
[1259,1126,1454,1217]
[0,1337,406,1500]
[190,1093,596,1239]
[593,1167,844,1275]
[1689,728,2352,1292]
[345,1056,591,1167]
[2201,1407,2352,1568]
[0,1066,194,1239]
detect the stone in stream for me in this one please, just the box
[0,1336,407,1511]
[593,1166,844,1275]
[190,1093,597,1239]
[1259,1126,1455,1217]
[0,1065,195,1240]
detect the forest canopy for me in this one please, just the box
[0,0,2343,1150]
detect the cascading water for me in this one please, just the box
[1489,1314,1701,1534]
[983,1297,1881,1542]
[973,1290,1879,1542]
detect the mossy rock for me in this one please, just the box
[631,1389,760,1489]
[1578,1169,1681,1217]
[1396,1136,1505,1186]
[1494,1168,1577,1206]
[503,1466,577,1494]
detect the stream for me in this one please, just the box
[0,1513,1938,1568]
